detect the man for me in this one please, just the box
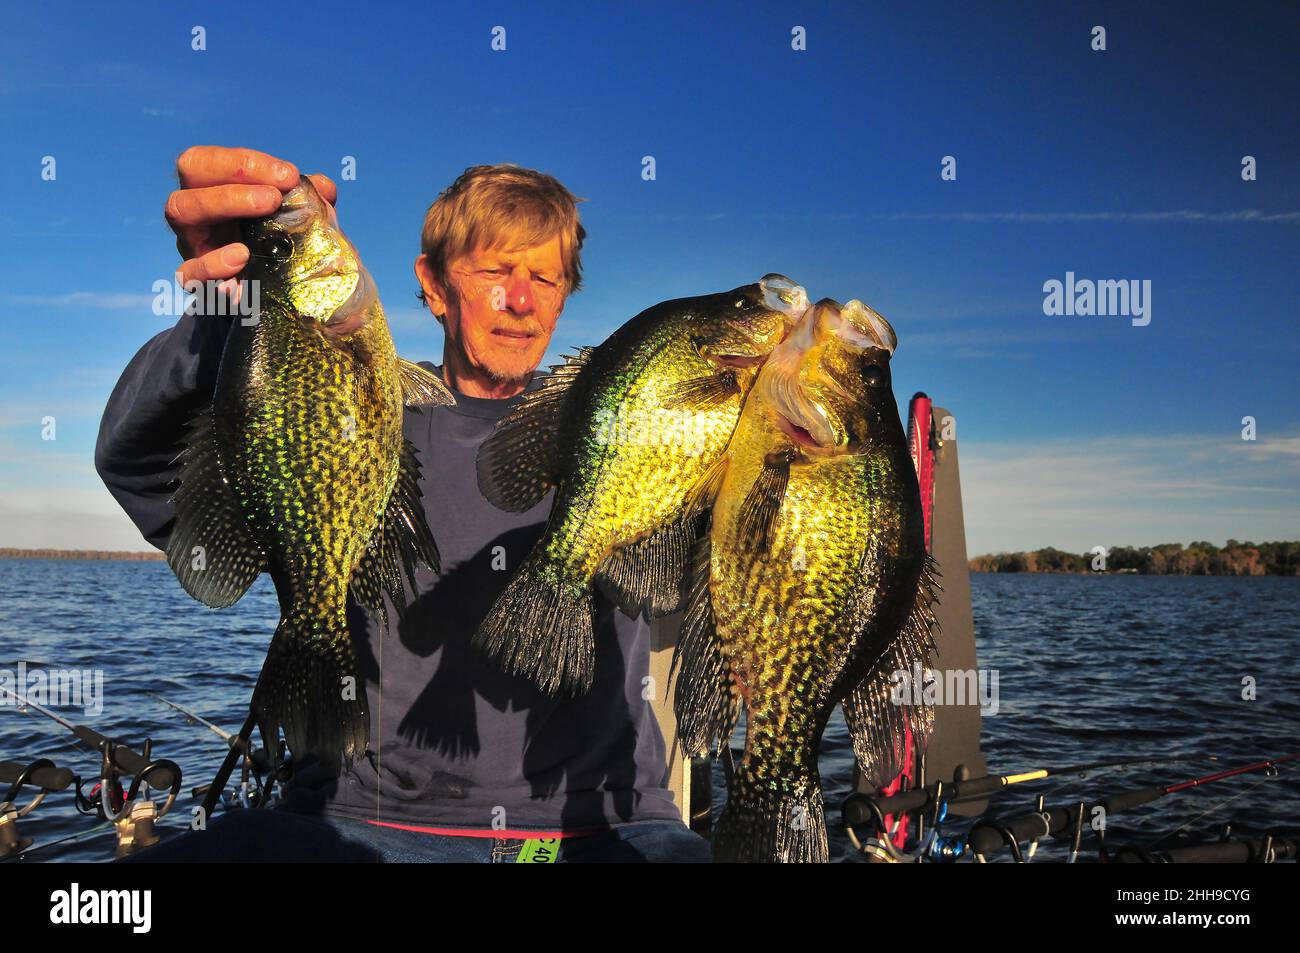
[96,146,710,863]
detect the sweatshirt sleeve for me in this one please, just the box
[94,308,233,551]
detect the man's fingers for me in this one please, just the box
[305,174,338,206]
[176,146,298,190]
[177,243,250,285]
[165,183,284,229]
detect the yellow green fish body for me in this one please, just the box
[675,298,936,862]
[474,276,809,695]
[165,178,452,769]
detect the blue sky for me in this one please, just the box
[1,1,1296,554]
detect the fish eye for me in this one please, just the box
[259,233,293,261]
[863,363,887,387]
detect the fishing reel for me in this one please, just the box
[71,732,182,858]
[843,781,968,863]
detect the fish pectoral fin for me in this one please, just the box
[351,438,441,622]
[841,557,941,789]
[596,507,707,619]
[682,451,730,517]
[165,406,266,608]
[596,452,731,618]
[476,347,592,512]
[670,535,739,759]
[735,449,797,554]
[661,367,743,411]
[398,358,455,407]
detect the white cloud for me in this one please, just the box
[0,489,157,551]
[959,433,1300,555]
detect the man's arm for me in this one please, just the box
[93,310,232,550]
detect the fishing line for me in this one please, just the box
[0,820,115,862]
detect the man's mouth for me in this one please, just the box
[491,328,537,340]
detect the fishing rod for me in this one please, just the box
[966,752,1300,863]
[148,694,278,810]
[844,753,1218,842]
[1110,828,1300,864]
[0,684,182,858]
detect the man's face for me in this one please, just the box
[417,232,567,387]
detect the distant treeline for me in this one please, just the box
[970,542,1300,576]
[0,548,164,561]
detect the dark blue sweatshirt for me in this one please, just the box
[94,306,682,833]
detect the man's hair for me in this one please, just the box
[417,163,586,314]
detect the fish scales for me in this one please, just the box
[675,296,937,863]
[164,178,451,771]
[473,276,811,695]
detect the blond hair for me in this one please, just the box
[417,164,586,310]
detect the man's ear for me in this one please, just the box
[414,254,449,320]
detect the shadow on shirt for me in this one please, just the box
[335,523,650,829]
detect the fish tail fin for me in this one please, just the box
[713,771,828,863]
[252,616,369,772]
[472,551,595,696]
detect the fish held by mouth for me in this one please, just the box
[473,274,810,696]
[672,296,939,863]
[164,177,453,771]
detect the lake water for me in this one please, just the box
[2,560,1297,862]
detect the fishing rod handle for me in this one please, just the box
[0,760,74,792]
[1114,834,1299,863]
[968,806,1077,855]
[969,787,1165,855]
[71,726,178,789]
[851,775,1009,822]
[1100,786,1162,814]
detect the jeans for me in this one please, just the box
[118,808,712,863]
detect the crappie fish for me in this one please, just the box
[673,297,937,863]
[165,177,453,770]
[474,275,810,695]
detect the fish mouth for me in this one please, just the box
[775,413,824,449]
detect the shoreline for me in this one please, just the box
[0,548,164,562]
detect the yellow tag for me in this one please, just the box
[516,837,561,863]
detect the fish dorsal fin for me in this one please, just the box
[350,437,441,624]
[735,449,797,554]
[476,348,593,512]
[399,359,455,407]
[165,406,266,607]
[670,533,740,758]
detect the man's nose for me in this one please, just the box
[503,273,533,315]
